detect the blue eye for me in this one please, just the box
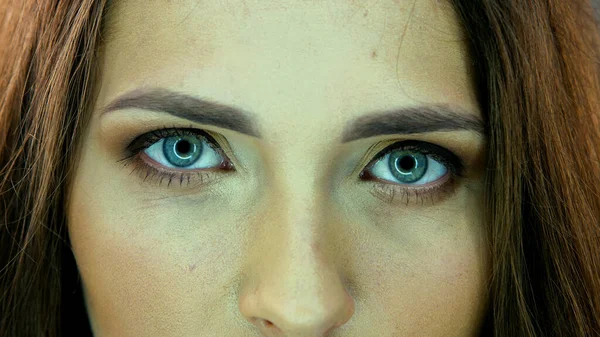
[364,141,459,186]
[369,150,448,185]
[162,136,203,167]
[143,133,225,169]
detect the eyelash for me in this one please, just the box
[359,140,465,206]
[119,127,465,205]
[119,127,235,188]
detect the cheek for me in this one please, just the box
[66,164,238,336]
[67,186,161,335]
[359,227,488,336]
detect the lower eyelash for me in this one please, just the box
[121,154,225,188]
[366,173,460,207]
[118,126,236,188]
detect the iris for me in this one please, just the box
[389,150,428,183]
[163,136,203,167]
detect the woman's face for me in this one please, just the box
[67,0,489,336]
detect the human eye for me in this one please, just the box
[119,127,235,188]
[358,140,466,206]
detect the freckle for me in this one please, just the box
[371,50,378,59]
[188,263,197,272]
[363,10,368,17]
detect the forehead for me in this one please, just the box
[103,0,460,35]
[97,0,478,130]
[101,0,464,69]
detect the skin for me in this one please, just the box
[67,0,490,336]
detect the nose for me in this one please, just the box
[238,190,355,337]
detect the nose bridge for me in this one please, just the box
[258,139,337,276]
[254,156,337,295]
[238,147,355,336]
[257,133,333,247]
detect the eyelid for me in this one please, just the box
[355,139,466,206]
[362,139,466,178]
[123,126,241,170]
[118,127,238,188]
[126,127,213,155]
[208,131,246,172]
[121,126,466,202]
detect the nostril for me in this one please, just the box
[257,318,283,336]
[252,317,276,329]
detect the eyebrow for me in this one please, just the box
[101,88,486,143]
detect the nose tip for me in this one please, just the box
[241,283,355,337]
[238,262,355,337]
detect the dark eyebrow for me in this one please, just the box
[101,88,262,138]
[340,105,485,143]
[101,88,485,142]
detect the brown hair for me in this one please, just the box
[1,1,599,336]
[451,1,600,335]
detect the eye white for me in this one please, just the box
[370,152,448,185]
[143,138,224,169]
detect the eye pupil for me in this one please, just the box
[175,140,192,156]
[398,155,416,171]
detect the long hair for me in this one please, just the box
[451,1,600,336]
[1,1,599,336]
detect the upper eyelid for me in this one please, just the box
[128,127,464,178]
[128,128,216,152]
[363,140,465,177]
[129,127,240,169]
